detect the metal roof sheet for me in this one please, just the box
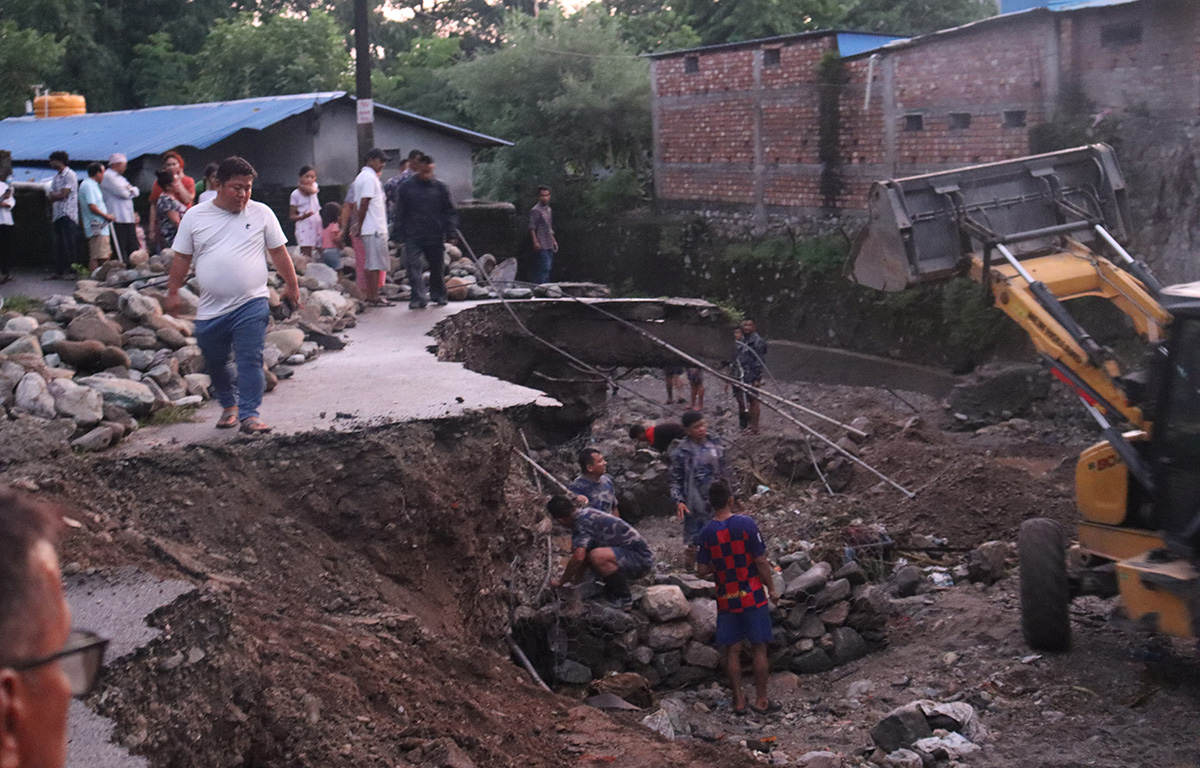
[646,29,903,59]
[0,92,344,163]
[1001,0,1138,10]
[0,91,509,164]
[10,165,84,185]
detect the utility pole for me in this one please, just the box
[354,0,374,161]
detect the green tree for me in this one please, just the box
[447,9,652,218]
[674,0,842,45]
[2,0,238,110]
[838,0,998,36]
[373,34,465,121]
[129,32,196,107]
[191,10,352,102]
[0,21,65,117]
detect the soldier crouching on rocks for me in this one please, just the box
[546,495,653,608]
[695,479,780,716]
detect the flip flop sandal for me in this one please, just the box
[751,701,782,715]
[216,409,239,429]
[732,704,749,716]
[239,417,273,435]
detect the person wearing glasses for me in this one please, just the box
[0,489,108,768]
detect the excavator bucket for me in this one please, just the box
[848,144,1133,291]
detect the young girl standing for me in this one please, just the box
[289,166,322,260]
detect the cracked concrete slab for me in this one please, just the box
[65,568,195,768]
[118,300,559,452]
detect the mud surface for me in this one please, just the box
[14,359,1198,766]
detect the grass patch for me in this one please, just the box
[1,295,44,315]
[141,404,201,427]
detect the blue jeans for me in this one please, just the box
[53,217,80,275]
[194,298,270,420]
[534,248,554,284]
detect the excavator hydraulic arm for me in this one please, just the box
[847,144,1170,490]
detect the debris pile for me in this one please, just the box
[0,248,360,454]
[868,700,988,766]
[516,559,892,690]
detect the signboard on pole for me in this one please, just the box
[356,98,374,125]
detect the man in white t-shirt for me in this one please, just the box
[100,153,138,264]
[0,174,15,283]
[349,147,389,307]
[164,156,300,435]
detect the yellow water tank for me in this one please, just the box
[33,92,86,118]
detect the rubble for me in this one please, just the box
[0,247,366,454]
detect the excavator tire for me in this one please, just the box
[1018,517,1072,652]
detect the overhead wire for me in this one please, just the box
[451,230,913,499]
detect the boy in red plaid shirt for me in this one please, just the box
[695,479,780,715]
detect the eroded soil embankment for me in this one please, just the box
[27,413,756,768]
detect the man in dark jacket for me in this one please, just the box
[394,154,459,309]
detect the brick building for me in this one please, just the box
[650,0,1196,236]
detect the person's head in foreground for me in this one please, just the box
[0,489,107,768]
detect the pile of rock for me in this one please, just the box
[0,249,359,455]
[868,700,988,766]
[522,562,891,690]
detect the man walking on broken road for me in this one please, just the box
[165,156,300,435]
[394,154,458,309]
[547,495,653,608]
[0,489,109,768]
[695,479,780,716]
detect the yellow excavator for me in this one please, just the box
[848,144,1198,650]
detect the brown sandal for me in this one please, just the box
[239,417,272,435]
[216,408,239,429]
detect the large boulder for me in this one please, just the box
[966,541,1010,584]
[76,376,157,417]
[67,310,124,347]
[814,579,852,608]
[14,373,56,420]
[647,620,694,650]
[265,329,305,359]
[48,379,104,427]
[947,363,1051,424]
[4,316,37,334]
[311,290,352,318]
[687,598,717,643]
[118,289,162,323]
[53,340,130,372]
[784,561,832,600]
[70,425,118,452]
[830,627,868,664]
[682,641,721,669]
[641,585,690,622]
[303,262,339,290]
[173,346,205,375]
[3,336,42,357]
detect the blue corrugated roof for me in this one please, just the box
[10,165,84,185]
[836,32,906,57]
[1001,0,1137,10]
[0,91,509,164]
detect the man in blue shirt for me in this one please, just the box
[670,410,734,553]
[547,496,652,606]
[696,479,779,716]
[568,448,619,517]
[78,163,115,272]
[734,318,768,434]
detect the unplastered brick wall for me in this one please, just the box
[651,0,1200,232]
[653,33,839,208]
[1065,2,1200,115]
